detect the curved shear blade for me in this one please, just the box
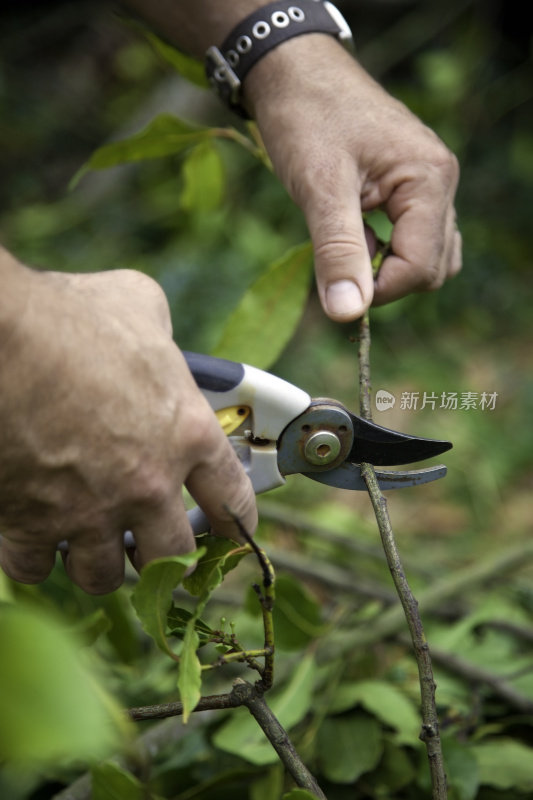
[303,462,448,491]
[348,413,452,466]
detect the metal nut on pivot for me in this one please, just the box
[303,430,342,466]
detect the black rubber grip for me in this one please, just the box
[183,352,245,393]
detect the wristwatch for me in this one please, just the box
[205,0,354,117]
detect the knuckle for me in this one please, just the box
[449,262,462,278]
[449,254,463,277]
[448,150,460,180]
[125,463,174,510]
[314,236,368,265]
[114,270,172,329]
[414,258,443,292]
[426,272,446,291]
[113,268,160,294]
[427,142,460,186]
[182,403,226,457]
[313,234,373,295]
[286,148,333,200]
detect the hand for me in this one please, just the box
[245,34,462,321]
[0,263,257,594]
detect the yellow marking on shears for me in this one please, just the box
[215,405,251,435]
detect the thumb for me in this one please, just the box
[304,178,375,322]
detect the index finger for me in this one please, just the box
[373,200,461,306]
[186,435,258,543]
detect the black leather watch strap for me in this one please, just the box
[205,1,353,117]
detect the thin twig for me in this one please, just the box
[201,647,267,672]
[232,679,327,800]
[225,504,274,589]
[124,511,326,797]
[128,692,240,721]
[210,126,271,167]
[225,505,276,690]
[355,314,373,421]
[129,680,327,799]
[356,313,448,800]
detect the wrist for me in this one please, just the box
[242,30,355,119]
[205,0,353,117]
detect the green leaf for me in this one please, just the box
[330,679,421,745]
[131,552,203,658]
[0,605,130,764]
[181,141,225,213]
[175,538,246,720]
[177,626,202,723]
[71,114,213,186]
[69,608,111,646]
[0,569,14,603]
[245,574,323,651]
[442,738,479,800]
[98,589,141,664]
[92,761,167,800]
[317,713,383,784]
[275,575,324,650]
[265,653,317,732]
[282,791,317,800]
[251,765,284,800]
[183,535,246,597]
[213,654,317,764]
[145,31,208,87]
[417,50,465,102]
[378,741,416,792]
[92,762,144,800]
[472,738,533,791]
[212,241,313,369]
[364,209,393,244]
[167,606,215,645]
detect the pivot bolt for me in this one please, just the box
[303,430,342,466]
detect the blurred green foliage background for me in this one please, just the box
[1,1,532,798]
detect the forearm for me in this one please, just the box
[119,0,269,57]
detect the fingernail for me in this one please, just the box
[326,280,364,317]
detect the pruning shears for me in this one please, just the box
[183,352,452,533]
[49,351,451,551]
